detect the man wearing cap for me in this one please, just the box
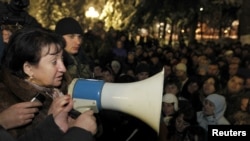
[175,63,189,91]
[55,17,93,79]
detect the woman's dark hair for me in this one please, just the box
[202,75,222,93]
[1,27,65,79]
[166,105,197,139]
[181,125,206,141]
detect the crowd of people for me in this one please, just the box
[0,15,250,141]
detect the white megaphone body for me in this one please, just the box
[68,68,164,134]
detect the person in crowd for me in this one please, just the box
[149,52,163,75]
[198,75,222,108]
[222,73,246,124]
[161,93,179,126]
[197,94,230,131]
[160,103,197,141]
[91,62,103,80]
[55,17,93,79]
[1,25,16,45]
[123,51,137,73]
[0,96,97,141]
[110,59,123,81]
[162,61,175,81]
[174,62,189,91]
[207,61,221,78]
[163,78,182,98]
[134,45,145,62]
[134,62,150,81]
[233,92,250,125]
[112,39,127,63]
[0,27,96,138]
[101,66,115,82]
[181,125,206,141]
[0,25,17,68]
[228,63,240,79]
[181,76,203,112]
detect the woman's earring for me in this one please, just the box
[28,76,33,81]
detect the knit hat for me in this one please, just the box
[55,17,83,36]
[175,63,187,72]
[162,93,179,111]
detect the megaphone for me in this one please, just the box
[68,68,164,133]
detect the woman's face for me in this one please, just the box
[27,44,66,87]
[202,99,215,116]
[227,76,244,94]
[202,78,216,95]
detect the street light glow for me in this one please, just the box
[200,7,203,12]
[85,7,99,18]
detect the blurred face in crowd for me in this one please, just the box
[93,66,102,78]
[102,70,114,82]
[2,29,12,43]
[202,99,215,116]
[162,102,175,116]
[175,114,190,132]
[116,40,123,48]
[136,72,149,81]
[175,69,186,79]
[207,64,219,76]
[202,77,216,95]
[165,84,179,95]
[63,34,82,55]
[227,76,244,94]
[240,98,249,112]
[164,65,172,77]
[187,82,200,94]
[228,63,239,77]
[127,52,135,61]
[25,44,66,87]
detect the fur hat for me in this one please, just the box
[162,93,179,111]
[55,17,83,36]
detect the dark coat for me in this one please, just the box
[0,115,94,141]
[0,68,71,138]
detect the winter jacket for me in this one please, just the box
[0,115,94,141]
[0,68,70,137]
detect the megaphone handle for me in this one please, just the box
[68,109,81,119]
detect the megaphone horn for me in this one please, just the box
[68,68,164,134]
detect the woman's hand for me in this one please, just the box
[48,95,72,133]
[73,110,97,135]
[0,101,42,129]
